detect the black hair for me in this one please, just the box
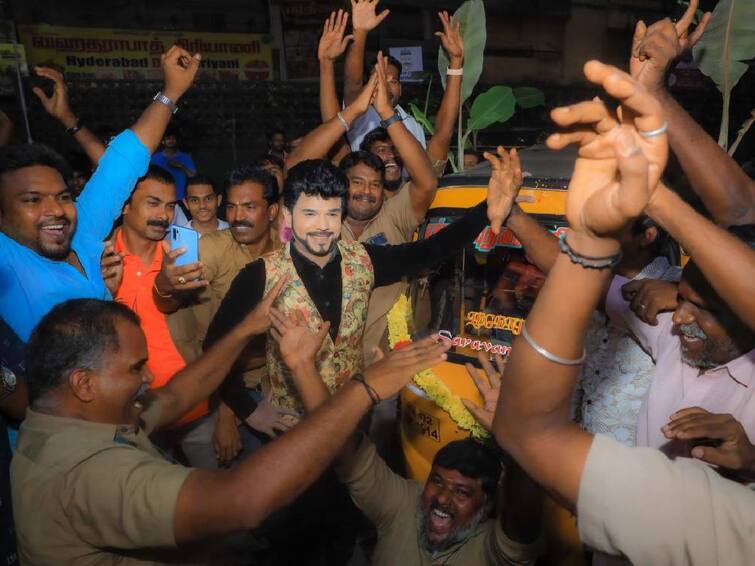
[225,165,279,205]
[283,159,348,216]
[360,127,391,153]
[0,143,71,191]
[384,55,403,77]
[186,174,218,195]
[255,154,285,170]
[25,299,141,405]
[432,439,501,499]
[630,215,678,264]
[267,128,286,141]
[138,164,176,187]
[339,150,385,183]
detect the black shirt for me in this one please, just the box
[205,201,489,420]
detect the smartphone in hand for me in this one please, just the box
[169,225,199,267]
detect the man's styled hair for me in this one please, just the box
[339,150,385,183]
[283,159,348,216]
[186,174,218,195]
[0,143,71,194]
[384,55,403,77]
[360,128,390,153]
[225,165,279,206]
[432,439,501,499]
[137,164,176,187]
[25,299,141,405]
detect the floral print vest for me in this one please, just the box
[263,241,374,410]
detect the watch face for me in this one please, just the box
[1,365,16,394]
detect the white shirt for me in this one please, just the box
[347,105,427,152]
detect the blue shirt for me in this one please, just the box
[347,104,427,152]
[150,150,196,200]
[0,130,150,342]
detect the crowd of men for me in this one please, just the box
[0,0,753,564]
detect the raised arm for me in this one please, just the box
[173,334,449,542]
[286,73,377,171]
[153,277,286,428]
[427,11,464,164]
[630,1,755,225]
[343,0,389,105]
[494,61,669,508]
[318,10,355,163]
[373,52,436,221]
[32,66,106,165]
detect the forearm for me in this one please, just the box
[175,381,371,540]
[647,185,755,329]
[499,457,543,544]
[319,59,341,122]
[288,362,330,413]
[654,87,755,225]
[427,58,462,163]
[286,103,366,170]
[343,30,367,104]
[56,111,106,165]
[494,234,614,507]
[130,92,182,154]
[505,206,559,274]
[383,118,436,209]
[157,326,253,428]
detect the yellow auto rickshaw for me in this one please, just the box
[399,144,585,565]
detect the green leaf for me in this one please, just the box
[513,86,545,109]
[467,86,515,131]
[692,0,755,147]
[409,102,436,136]
[438,0,486,104]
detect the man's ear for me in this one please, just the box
[268,202,280,222]
[182,198,189,209]
[641,226,659,249]
[122,201,131,216]
[69,368,96,403]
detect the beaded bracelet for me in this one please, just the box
[558,233,622,270]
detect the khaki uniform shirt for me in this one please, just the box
[341,178,424,362]
[11,402,192,565]
[578,433,755,565]
[337,435,541,565]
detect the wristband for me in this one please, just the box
[66,120,83,136]
[446,67,463,76]
[336,111,350,132]
[153,91,178,114]
[379,113,402,129]
[353,373,380,406]
[558,233,622,270]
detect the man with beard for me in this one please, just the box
[112,165,217,467]
[0,45,200,343]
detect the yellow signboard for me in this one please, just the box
[17,24,272,81]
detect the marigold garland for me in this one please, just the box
[388,295,489,439]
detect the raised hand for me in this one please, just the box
[154,240,208,295]
[363,336,450,401]
[483,146,523,235]
[245,387,300,437]
[662,407,755,472]
[372,51,394,119]
[32,66,76,126]
[100,240,124,296]
[350,0,390,32]
[547,61,668,240]
[319,10,354,62]
[349,71,379,115]
[436,11,464,64]
[621,278,679,325]
[270,307,331,372]
[462,351,505,432]
[630,0,711,91]
[161,45,201,102]
[238,276,289,337]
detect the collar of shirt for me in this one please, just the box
[114,229,163,274]
[22,408,147,450]
[699,347,755,388]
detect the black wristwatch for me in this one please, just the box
[379,113,402,129]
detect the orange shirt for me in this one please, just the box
[114,230,208,425]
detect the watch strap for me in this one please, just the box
[153,91,178,114]
[379,113,403,129]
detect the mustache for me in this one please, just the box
[134,382,150,400]
[147,219,169,229]
[351,194,378,204]
[678,323,707,340]
[231,221,255,229]
[307,231,333,238]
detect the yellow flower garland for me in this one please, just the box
[387,295,489,440]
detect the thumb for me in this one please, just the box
[690,446,734,468]
[32,87,47,102]
[316,320,331,341]
[188,52,202,71]
[371,347,385,363]
[461,399,488,426]
[632,20,647,58]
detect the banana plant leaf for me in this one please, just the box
[692,0,755,148]
[438,0,486,104]
[513,86,546,109]
[467,86,516,131]
[408,103,436,136]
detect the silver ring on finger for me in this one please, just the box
[639,304,647,310]
[178,276,187,285]
[639,121,668,139]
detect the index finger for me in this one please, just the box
[670,406,710,421]
[263,274,289,305]
[675,0,698,36]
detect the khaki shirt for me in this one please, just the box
[337,435,541,565]
[11,402,192,565]
[578,434,755,565]
[342,181,422,362]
